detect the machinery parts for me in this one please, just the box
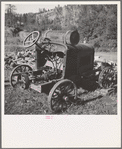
[98,67,117,89]
[48,79,77,112]
[10,64,32,88]
[43,30,80,45]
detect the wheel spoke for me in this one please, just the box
[65,84,74,93]
[59,84,66,91]
[21,66,26,72]
[11,77,17,85]
[48,80,77,112]
[103,74,114,88]
[18,67,22,72]
[102,82,108,88]
[53,89,61,97]
[64,83,72,91]
[56,100,63,111]
[12,73,21,76]
[62,101,67,111]
[59,82,71,92]
[52,99,61,111]
[10,65,32,88]
[52,99,60,107]
[102,79,111,88]
[52,94,59,99]
[99,67,117,89]
[11,75,22,86]
[68,94,75,98]
[26,67,30,71]
[16,68,21,73]
[25,66,32,73]
[54,88,61,93]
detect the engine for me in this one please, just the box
[31,50,64,83]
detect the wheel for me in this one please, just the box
[10,64,32,88]
[98,67,116,89]
[23,31,40,48]
[20,74,30,89]
[48,79,77,113]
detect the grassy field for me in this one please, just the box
[4,36,117,115]
[5,82,117,115]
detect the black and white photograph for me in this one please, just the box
[3,2,118,115]
[1,1,121,148]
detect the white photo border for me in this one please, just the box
[1,1,121,148]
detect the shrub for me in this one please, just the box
[89,36,117,52]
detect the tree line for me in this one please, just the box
[5,4,117,51]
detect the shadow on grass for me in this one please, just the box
[75,95,103,106]
[76,78,99,92]
[50,95,103,115]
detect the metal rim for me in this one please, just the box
[98,67,116,89]
[48,79,77,113]
[10,64,32,88]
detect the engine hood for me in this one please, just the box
[67,43,94,53]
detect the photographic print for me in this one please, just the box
[3,2,118,115]
[1,1,121,148]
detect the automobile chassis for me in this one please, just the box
[10,30,117,112]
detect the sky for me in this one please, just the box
[4,1,118,14]
[5,2,66,14]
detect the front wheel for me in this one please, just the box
[98,67,117,89]
[48,79,77,113]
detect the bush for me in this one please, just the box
[23,24,39,32]
[89,36,117,52]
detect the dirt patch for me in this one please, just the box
[95,52,117,62]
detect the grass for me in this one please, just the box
[4,66,117,115]
[5,84,117,115]
[4,36,117,115]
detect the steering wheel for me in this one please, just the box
[23,31,40,48]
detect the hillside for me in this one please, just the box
[5,4,117,52]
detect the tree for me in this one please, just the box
[5,4,16,26]
[23,14,27,24]
[5,4,16,14]
[39,8,43,13]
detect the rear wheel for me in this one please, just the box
[10,64,32,88]
[48,79,77,113]
[20,74,30,89]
